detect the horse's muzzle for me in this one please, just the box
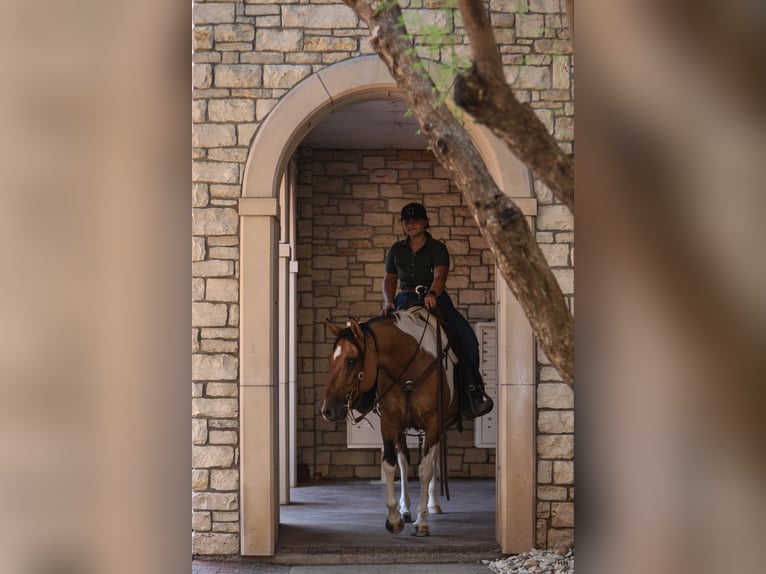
[319,399,346,422]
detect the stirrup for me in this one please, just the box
[463,386,493,419]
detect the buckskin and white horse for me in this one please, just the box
[319,308,459,537]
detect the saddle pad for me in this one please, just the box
[394,306,459,364]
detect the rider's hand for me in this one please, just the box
[424,293,437,310]
[382,303,395,315]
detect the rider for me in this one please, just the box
[381,202,493,420]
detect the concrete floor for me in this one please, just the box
[194,478,501,571]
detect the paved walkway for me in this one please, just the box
[193,479,499,573]
[193,560,493,573]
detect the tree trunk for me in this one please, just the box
[344,0,574,388]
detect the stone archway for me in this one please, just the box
[239,55,536,555]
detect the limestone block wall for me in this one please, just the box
[192,0,574,555]
[294,147,497,481]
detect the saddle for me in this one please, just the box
[402,305,458,365]
[400,305,472,427]
[356,305,477,430]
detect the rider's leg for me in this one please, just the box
[436,293,493,418]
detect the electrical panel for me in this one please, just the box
[473,322,497,448]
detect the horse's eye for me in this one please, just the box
[346,358,357,367]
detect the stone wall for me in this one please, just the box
[192,0,574,555]
[294,147,497,481]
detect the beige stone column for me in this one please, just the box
[239,197,280,555]
[495,213,538,554]
[277,240,291,505]
[473,116,539,553]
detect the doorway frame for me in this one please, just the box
[238,55,537,555]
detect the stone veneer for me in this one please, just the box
[192,0,574,555]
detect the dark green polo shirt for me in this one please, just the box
[384,234,450,290]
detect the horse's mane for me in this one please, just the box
[332,318,378,357]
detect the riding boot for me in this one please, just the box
[460,367,493,419]
[463,383,493,419]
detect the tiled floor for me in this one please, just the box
[193,478,499,572]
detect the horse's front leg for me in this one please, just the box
[428,446,442,514]
[412,441,438,537]
[382,437,404,534]
[397,432,412,522]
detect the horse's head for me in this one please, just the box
[320,318,372,422]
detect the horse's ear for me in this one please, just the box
[349,318,365,344]
[326,318,344,337]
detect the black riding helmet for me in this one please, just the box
[400,202,428,221]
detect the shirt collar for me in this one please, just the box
[399,232,432,247]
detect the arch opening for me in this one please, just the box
[239,55,536,556]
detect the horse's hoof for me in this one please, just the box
[402,511,413,523]
[411,524,430,537]
[429,505,443,514]
[385,519,404,534]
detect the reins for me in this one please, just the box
[433,306,450,500]
[351,312,434,424]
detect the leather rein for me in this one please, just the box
[345,309,451,499]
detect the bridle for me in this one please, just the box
[333,323,380,419]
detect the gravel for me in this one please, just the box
[484,547,574,574]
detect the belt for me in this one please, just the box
[400,285,430,295]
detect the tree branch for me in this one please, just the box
[455,0,574,214]
[345,0,574,388]
[456,0,504,83]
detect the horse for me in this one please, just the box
[319,307,459,537]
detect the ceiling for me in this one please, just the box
[301,99,428,150]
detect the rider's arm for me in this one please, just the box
[382,272,398,314]
[424,265,448,309]
[429,265,448,297]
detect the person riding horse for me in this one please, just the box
[381,202,493,420]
